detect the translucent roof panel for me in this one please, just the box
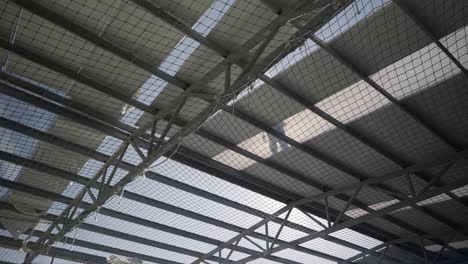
[1,0,467,263]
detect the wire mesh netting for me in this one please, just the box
[1,0,468,263]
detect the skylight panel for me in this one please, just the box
[273,248,337,264]
[72,228,198,263]
[451,185,468,197]
[371,41,461,100]
[148,158,285,214]
[52,243,113,258]
[129,0,235,108]
[35,256,81,264]
[287,208,327,232]
[90,214,217,253]
[193,0,236,37]
[104,197,239,242]
[0,128,39,159]
[0,94,55,132]
[315,0,391,43]
[125,177,263,229]
[0,95,55,189]
[330,228,382,249]
[0,247,26,263]
[248,257,282,264]
[96,136,124,156]
[254,222,307,243]
[301,237,361,259]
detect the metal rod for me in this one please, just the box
[335,186,363,224]
[324,196,331,228]
[221,239,240,264]
[406,173,416,197]
[300,210,327,229]
[418,160,456,195]
[244,236,265,252]
[270,208,293,249]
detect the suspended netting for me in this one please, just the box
[0,0,467,263]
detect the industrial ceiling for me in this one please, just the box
[0,0,467,263]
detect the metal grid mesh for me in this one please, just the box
[0,0,467,263]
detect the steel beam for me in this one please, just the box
[7,1,458,239]
[17,15,285,263]
[0,0,361,197]
[261,0,468,249]
[0,151,455,264]
[0,177,320,264]
[0,203,232,264]
[0,70,414,248]
[10,1,314,256]
[0,62,410,243]
[140,108,468,255]
[307,33,461,149]
[228,160,468,263]
[0,75,431,259]
[0,0,426,250]
[129,0,468,237]
[0,116,400,257]
[0,16,348,256]
[0,39,152,112]
[2,146,464,264]
[2,227,184,264]
[0,23,408,215]
[8,0,323,103]
[2,179,289,263]
[192,151,466,263]
[0,162,453,264]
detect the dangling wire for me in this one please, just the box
[70,222,81,251]
[94,206,101,222]
[118,185,125,204]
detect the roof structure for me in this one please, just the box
[0,0,467,263]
